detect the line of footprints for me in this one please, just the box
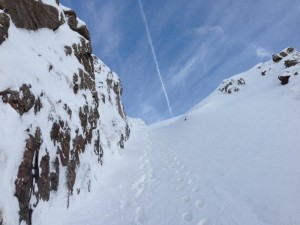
[165,150,209,225]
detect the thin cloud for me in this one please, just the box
[191,25,224,36]
[141,103,153,115]
[83,1,121,55]
[170,54,199,86]
[255,47,272,59]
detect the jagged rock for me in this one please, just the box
[286,47,295,53]
[0,0,61,30]
[0,209,3,225]
[219,78,246,94]
[64,103,72,119]
[279,51,288,57]
[72,38,93,74]
[76,25,91,42]
[50,157,59,192]
[67,160,76,194]
[64,9,77,30]
[284,59,298,68]
[15,128,42,225]
[73,73,79,94]
[64,46,72,56]
[0,84,35,115]
[94,130,103,164]
[272,54,282,63]
[34,97,42,114]
[38,154,50,201]
[59,123,71,166]
[278,75,290,85]
[50,122,61,145]
[72,134,86,164]
[0,12,9,44]
[78,68,95,91]
[64,9,90,41]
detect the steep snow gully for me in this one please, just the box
[37,47,300,225]
[0,0,299,223]
[38,122,213,225]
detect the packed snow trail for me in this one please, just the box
[37,112,300,225]
[34,108,300,225]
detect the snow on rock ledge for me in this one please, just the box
[217,47,300,95]
[0,1,129,224]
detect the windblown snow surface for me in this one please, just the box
[33,49,300,225]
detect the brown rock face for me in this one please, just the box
[64,9,90,41]
[15,129,42,225]
[0,84,36,116]
[0,12,9,44]
[0,1,130,224]
[38,154,51,201]
[0,0,60,30]
[50,157,60,192]
[284,59,298,68]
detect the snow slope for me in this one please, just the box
[34,48,300,224]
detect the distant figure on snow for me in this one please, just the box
[184,115,187,121]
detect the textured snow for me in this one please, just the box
[29,49,300,224]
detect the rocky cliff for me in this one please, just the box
[0,1,130,224]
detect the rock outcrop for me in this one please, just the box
[218,47,300,95]
[0,12,9,44]
[0,0,61,31]
[219,78,245,94]
[278,75,290,85]
[0,1,129,224]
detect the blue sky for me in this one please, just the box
[61,0,300,124]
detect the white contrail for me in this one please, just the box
[138,0,173,116]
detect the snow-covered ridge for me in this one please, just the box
[0,1,130,224]
[191,47,300,112]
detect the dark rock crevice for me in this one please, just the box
[15,128,42,225]
[0,12,10,44]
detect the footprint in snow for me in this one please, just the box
[187,178,194,185]
[177,177,184,182]
[176,186,184,192]
[139,164,145,170]
[182,196,191,204]
[135,206,148,224]
[182,212,193,223]
[197,218,209,225]
[195,199,205,208]
[119,200,131,209]
[192,187,201,192]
